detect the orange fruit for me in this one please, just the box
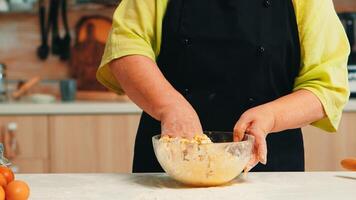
[0,166,14,184]
[0,174,6,189]
[5,180,30,200]
[0,187,4,200]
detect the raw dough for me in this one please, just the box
[155,134,249,186]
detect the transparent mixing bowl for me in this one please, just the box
[152,132,254,187]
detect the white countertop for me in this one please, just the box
[16,172,356,200]
[0,101,142,115]
[1,99,356,115]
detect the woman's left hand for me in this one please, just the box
[233,104,276,171]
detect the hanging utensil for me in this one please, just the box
[59,0,71,60]
[37,0,49,60]
[51,0,61,55]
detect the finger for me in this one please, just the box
[249,126,268,165]
[244,141,258,173]
[233,115,252,141]
[245,152,259,173]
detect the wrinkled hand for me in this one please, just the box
[233,104,276,172]
[160,100,203,139]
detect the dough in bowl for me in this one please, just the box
[153,134,252,186]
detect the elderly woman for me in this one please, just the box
[97,0,350,172]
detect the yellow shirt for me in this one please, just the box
[97,0,350,132]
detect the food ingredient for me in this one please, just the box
[155,134,250,186]
[0,166,14,184]
[160,134,212,144]
[5,180,30,200]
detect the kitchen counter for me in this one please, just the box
[0,101,142,115]
[1,98,356,115]
[17,172,356,200]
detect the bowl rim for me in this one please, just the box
[152,132,255,145]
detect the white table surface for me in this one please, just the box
[16,172,356,200]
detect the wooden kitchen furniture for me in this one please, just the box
[303,112,356,171]
[0,116,49,173]
[0,101,356,173]
[0,102,141,173]
[49,115,140,173]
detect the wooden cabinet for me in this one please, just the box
[0,114,141,173]
[0,116,49,173]
[302,113,356,171]
[1,112,355,173]
[49,115,140,173]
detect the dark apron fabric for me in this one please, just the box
[133,0,304,172]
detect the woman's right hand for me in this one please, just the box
[159,100,203,139]
[109,55,202,139]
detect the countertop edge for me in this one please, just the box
[0,101,142,115]
[2,99,356,115]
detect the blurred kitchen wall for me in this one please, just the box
[0,0,355,81]
[0,3,115,81]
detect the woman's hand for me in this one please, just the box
[233,90,325,171]
[109,55,203,139]
[159,100,203,139]
[233,104,276,171]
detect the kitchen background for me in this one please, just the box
[0,0,355,174]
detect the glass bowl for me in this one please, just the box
[152,132,254,187]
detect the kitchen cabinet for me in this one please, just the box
[49,115,140,173]
[0,116,49,173]
[0,100,356,173]
[0,102,142,173]
[302,112,356,171]
[0,113,141,173]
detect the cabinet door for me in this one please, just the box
[303,113,356,171]
[0,116,49,173]
[49,115,141,173]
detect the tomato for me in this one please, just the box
[0,166,14,184]
[0,186,4,200]
[5,180,30,200]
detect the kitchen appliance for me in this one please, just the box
[339,13,356,97]
[0,63,7,102]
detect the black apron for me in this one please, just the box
[133,0,304,172]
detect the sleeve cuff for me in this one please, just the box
[293,86,342,133]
